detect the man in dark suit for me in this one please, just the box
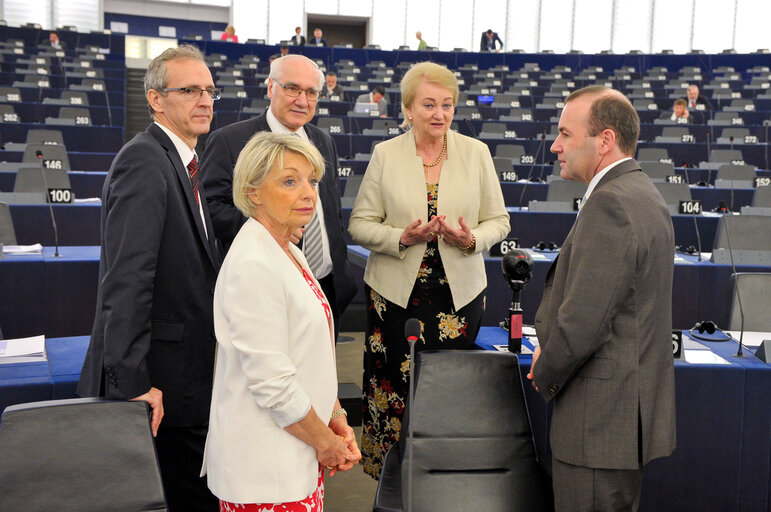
[355,85,388,117]
[480,29,503,52]
[41,31,67,50]
[307,28,328,46]
[77,45,220,512]
[686,84,707,109]
[528,86,676,511]
[320,71,344,99]
[290,26,305,46]
[201,54,356,340]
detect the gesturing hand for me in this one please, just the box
[400,215,445,247]
[436,215,473,248]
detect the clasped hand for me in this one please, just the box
[400,215,472,248]
[319,422,361,476]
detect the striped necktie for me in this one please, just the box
[187,156,200,205]
[290,132,324,275]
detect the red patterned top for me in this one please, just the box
[302,268,332,321]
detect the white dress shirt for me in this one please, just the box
[154,121,207,237]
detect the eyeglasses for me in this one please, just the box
[161,87,222,101]
[272,79,320,102]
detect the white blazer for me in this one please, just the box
[349,129,510,309]
[202,218,337,504]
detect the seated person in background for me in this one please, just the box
[220,25,238,43]
[280,43,289,57]
[307,28,328,47]
[320,71,344,99]
[666,98,690,123]
[686,84,706,109]
[291,26,305,46]
[356,86,388,117]
[44,31,67,50]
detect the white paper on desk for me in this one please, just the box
[523,326,537,336]
[725,331,769,349]
[73,197,101,203]
[2,244,43,254]
[493,344,534,355]
[0,335,47,364]
[530,252,550,261]
[684,349,730,365]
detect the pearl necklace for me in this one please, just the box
[421,134,447,168]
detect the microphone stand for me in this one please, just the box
[507,282,525,353]
[36,152,61,257]
[406,332,417,512]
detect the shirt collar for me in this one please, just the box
[154,121,197,167]
[584,157,633,201]
[266,107,309,143]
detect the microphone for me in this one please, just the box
[517,130,547,209]
[501,249,534,352]
[36,149,61,257]
[404,317,421,512]
[102,86,113,127]
[729,135,736,211]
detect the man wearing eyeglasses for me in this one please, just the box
[78,44,220,512]
[201,54,355,342]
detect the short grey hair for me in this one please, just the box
[144,44,206,118]
[233,131,326,219]
[268,54,324,90]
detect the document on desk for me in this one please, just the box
[684,349,730,365]
[0,335,47,364]
[2,244,43,255]
[493,345,534,355]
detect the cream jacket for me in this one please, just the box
[202,218,337,503]
[349,129,510,309]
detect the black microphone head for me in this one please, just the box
[715,200,729,213]
[404,318,421,342]
[36,150,44,158]
[502,249,534,286]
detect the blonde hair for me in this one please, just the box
[232,132,325,219]
[399,61,459,129]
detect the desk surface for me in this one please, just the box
[347,245,770,330]
[475,326,771,512]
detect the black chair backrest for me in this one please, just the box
[14,167,72,193]
[654,182,692,205]
[722,273,771,331]
[398,350,551,512]
[752,185,771,207]
[713,215,771,251]
[0,202,17,245]
[0,398,167,512]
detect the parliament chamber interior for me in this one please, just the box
[0,12,769,512]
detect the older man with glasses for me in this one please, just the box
[201,54,356,341]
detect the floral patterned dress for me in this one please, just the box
[360,183,485,479]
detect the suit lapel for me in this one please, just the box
[148,124,218,269]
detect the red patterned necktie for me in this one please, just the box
[187,157,199,205]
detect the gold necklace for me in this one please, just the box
[421,134,447,168]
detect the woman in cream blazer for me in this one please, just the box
[348,62,510,478]
[202,132,359,509]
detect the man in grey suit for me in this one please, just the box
[355,85,388,117]
[528,86,676,511]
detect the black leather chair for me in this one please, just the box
[373,350,553,512]
[0,398,167,512]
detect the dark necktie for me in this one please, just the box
[187,157,199,205]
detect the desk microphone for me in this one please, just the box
[728,135,736,211]
[517,131,547,209]
[36,150,61,257]
[404,317,421,512]
[501,249,534,352]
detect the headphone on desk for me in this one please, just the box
[675,245,697,255]
[534,240,558,251]
[688,320,731,342]
[694,320,716,335]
